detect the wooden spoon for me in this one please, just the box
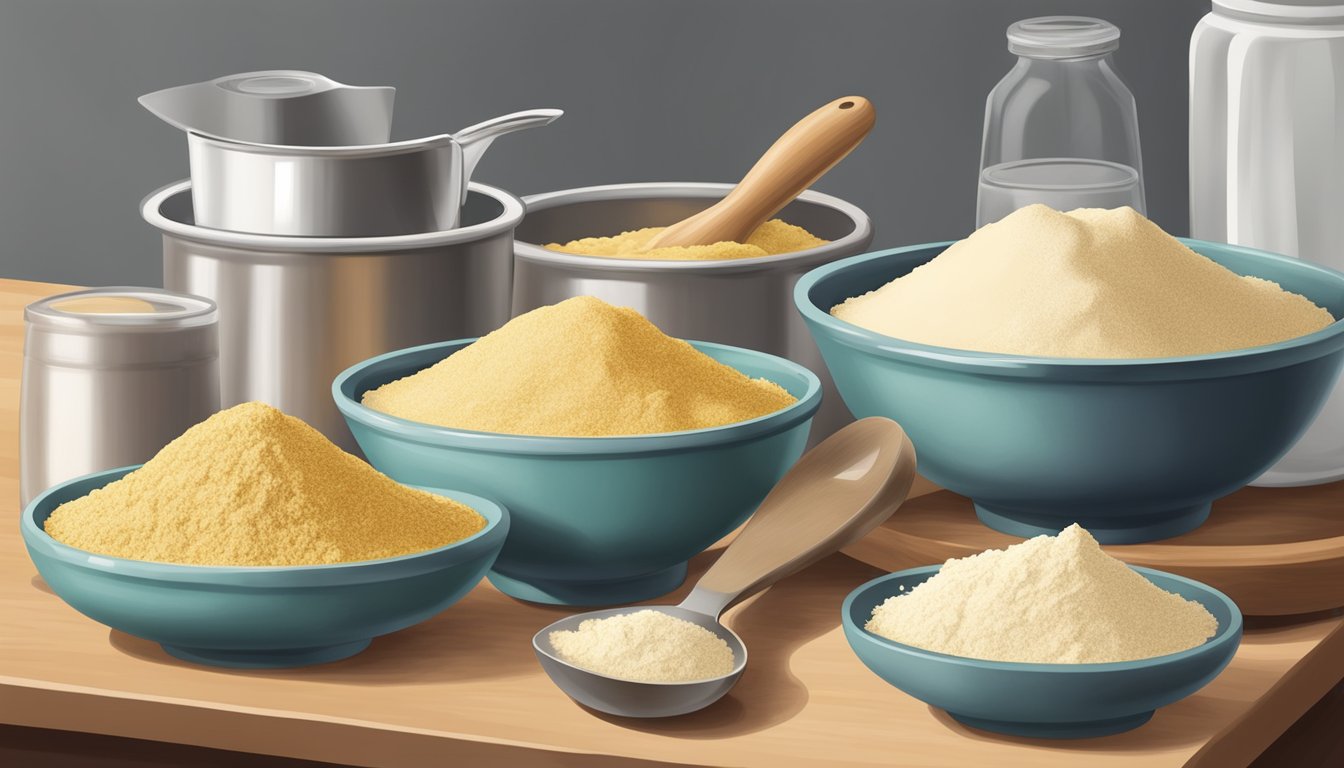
[641,96,876,251]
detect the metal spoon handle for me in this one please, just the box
[678,418,917,620]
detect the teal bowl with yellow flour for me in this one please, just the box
[334,339,821,607]
[22,467,509,668]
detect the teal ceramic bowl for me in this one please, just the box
[22,467,509,668]
[842,565,1242,738]
[334,339,821,606]
[797,239,1344,543]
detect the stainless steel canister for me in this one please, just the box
[511,183,873,443]
[20,288,220,506]
[142,179,520,452]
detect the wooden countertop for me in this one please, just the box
[1,278,1341,767]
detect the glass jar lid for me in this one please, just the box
[1007,16,1121,59]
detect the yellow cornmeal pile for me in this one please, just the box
[832,205,1335,358]
[545,219,826,261]
[548,609,736,682]
[865,525,1218,664]
[43,402,486,566]
[362,296,796,436]
[50,296,159,314]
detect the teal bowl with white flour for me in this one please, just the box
[796,239,1344,544]
[334,339,821,606]
[842,565,1242,738]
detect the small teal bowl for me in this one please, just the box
[842,565,1242,738]
[797,239,1344,543]
[334,339,821,606]
[22,466,509,668]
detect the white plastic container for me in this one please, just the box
[1190,0,1344,486]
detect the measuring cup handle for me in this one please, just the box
[455,108,564,187]
[680,418,917,619]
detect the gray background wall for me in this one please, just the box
[0,0,1206,287]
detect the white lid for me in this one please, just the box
[1007,17,1120,59]
[1214,0,1344,20]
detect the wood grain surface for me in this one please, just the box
[0,279,1341,767]
[844,486,1344,616]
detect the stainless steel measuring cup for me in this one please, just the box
[138,69,396,146]
[184,107,560,237]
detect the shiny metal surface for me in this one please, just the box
[512,183,873,444]
[20,288,220,507]
[144,180,520,452]
[187,108,560,237]
[139,69,395,146]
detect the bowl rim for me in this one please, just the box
[796,238,1344,381]
[140,179,524,253]
[513,182,873,273]
[332,337,823,457]
[841,564,1244,673]
[21,465,510,586]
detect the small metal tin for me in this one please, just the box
[20,287,221,507]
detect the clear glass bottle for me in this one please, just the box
[977,16,1146,226]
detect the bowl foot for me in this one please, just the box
[949,709,1154,739]
[161,639,372,669]
[973,501,1211,544]
[488,562,688,606]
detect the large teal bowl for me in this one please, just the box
[334,339,821,606]
[842,565,1242,738]
[22,467,509,668]
[796,239,1344,543]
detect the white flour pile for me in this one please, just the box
[865,524,1218,663]
[548,609,735,682]
[832,205,1334,358]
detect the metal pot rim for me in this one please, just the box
[141,179,524,254]
[513,182,872,272]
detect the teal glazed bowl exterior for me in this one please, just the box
[796,239,1344,543]
[842,565,1243,738]
[22,467,509,668]
[334,339,821,606]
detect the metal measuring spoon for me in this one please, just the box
[532,417,918,718]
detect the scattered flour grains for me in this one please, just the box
[546,219,826,261]
[548,609,736,682]
[865,524,1218,663]
[43,402,486,566]
[832,205,1334,358]
[362,296,796,436]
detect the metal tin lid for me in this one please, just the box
[1007,17,1121,59]
[1213,0,1344,22]
[25,288,219,368]
[26,287,217,332]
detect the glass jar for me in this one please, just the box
[977,16,1146,226]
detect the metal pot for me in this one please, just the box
[512,182,873,444]
[143,179,521,452]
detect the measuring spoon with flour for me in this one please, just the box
[533,417,917,718]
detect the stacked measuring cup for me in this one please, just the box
[138,71,561,450]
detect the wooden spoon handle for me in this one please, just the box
[678,418,917,619]
[644,96,875,250]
